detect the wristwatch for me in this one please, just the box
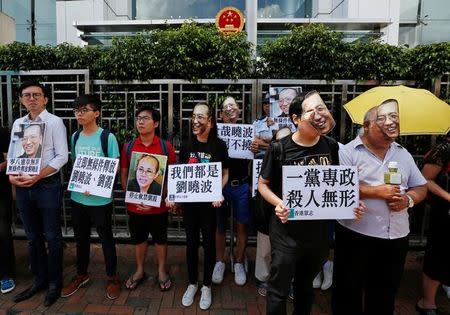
[406,194,414,208]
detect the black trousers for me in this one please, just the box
[70,201,117,277]
[183,205,216,286]
[332,224,408,315]
[0,195,15,278]
[267,241,327,315]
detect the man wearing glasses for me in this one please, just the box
[61,94,121,300]
[9,81,68,307]
[120,106,176,292]
[332,99,427,315]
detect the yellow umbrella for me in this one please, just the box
[344,85,450,135]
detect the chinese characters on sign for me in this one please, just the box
[68,154,119,198]
[252,159,263,197]
[7,122,46,175]
[125,152,168,207]
[217,123,255,159]
[167,162,222,203]
[283,165,359,220]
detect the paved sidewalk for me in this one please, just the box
[1,240,449,314]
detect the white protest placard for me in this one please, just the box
[167,162,222,203]
[68,154,119,198]
[252,159,263,197]
[7,122,46,175]
[217,123,254,159]
[282,165,359,220]
[125,152,168,207]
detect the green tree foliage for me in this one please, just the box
[258,24,346,80]
[345,41,411,80]
[0,22,449,83]
[410,42,450,83]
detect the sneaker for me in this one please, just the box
[321,261,333,290]
[182,283,198,307]
[234,263,247,286]
[0,278,15,294]
[106,275,120,300]
[199,285,212,310]
[257,281,268,297]
[61,274,90,297]
[312,272,322,289]
[443,285,450,299]
[212,261,226,284]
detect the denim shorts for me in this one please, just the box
[217,182,251,232]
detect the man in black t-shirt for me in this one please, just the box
[258,92,362,315]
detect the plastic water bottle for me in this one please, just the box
[384,161,401,184]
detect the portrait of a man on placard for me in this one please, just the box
[126,152,167,196]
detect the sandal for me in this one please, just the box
[125,272,147,290]
[157,274,172,292]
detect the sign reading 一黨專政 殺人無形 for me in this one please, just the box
[167,162,222,203]
[283,165,359,220]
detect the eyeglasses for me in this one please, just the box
[73,108,95,115]
[375,113,399,124]
[192,114,208,122]
[137,166,156,176]
[21,93,43,99]
[22,135,40,142]
[135,116,153,123]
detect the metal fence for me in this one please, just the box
[1,70,448,246]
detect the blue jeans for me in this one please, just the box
[16,176,63,289]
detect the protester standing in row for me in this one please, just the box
[0,126,15,294]
[213,96,250,286]
[61,94,121,300]
[9,81,68,307]
[173,103,229,310]
[332,99,427,315]
[121,106,175,292]
[416,133,450,315]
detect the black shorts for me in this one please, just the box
[128,211,168,245]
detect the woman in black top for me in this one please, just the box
[169,103,229,310]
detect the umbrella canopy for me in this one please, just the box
[344,85,450,135]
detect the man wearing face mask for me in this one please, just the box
[258,91,365,315]
[332,99,427,315]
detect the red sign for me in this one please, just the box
[215,6,244,34]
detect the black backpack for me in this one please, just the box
[125,137,169,164]
[254,140,284,235]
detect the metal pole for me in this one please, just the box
[31,0,36,45]
[245,0,257,60]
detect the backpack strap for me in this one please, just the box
[324,135,340,165]
[159,138,168,156]
[126,138,137,165]
[71,129,82,162]
[100,129,110,157]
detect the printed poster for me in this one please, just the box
[7,122,45,175]
[125,152,168,206]
[68,154,119,198]
[217,123,255,159]
[283,165,359,220]
[167,162,222,203]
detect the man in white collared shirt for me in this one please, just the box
[332,99,427,315]
[8,81,68,307]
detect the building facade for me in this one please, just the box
[1,0,449,47]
